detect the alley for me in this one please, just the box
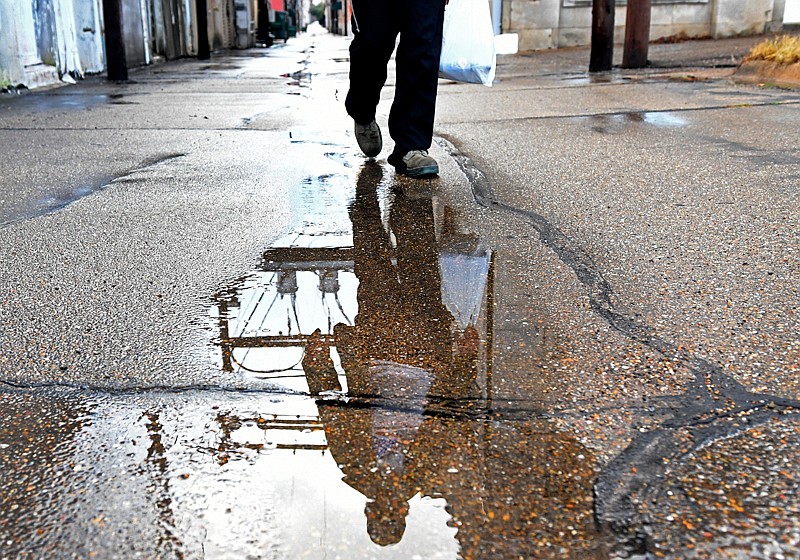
[1,30,799,559]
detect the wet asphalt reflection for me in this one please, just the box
[0,159,604,559]
[207,160,606,557]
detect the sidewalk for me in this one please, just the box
[433,30,800,558]
[1,30,799,559]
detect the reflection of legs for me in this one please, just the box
[391,192,482,396]
[391,193,452,329]
[303,328,341,395]
[351,164,400,324]
[336,164,400,393]
[345,0,398,125]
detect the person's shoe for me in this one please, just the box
[354,120,382,158]
[390,150,439,177]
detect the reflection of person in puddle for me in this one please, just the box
[303,162,480,546]
[335,162,479,398]
[305,161,479,398]
[303,165,603,557]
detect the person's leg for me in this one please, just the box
[345,0,399,126]
[387,0,446,161]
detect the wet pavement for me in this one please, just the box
[2,30,800,559]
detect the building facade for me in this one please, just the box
[503,0,788,51]
[0,0,256,90]
[320,0,789,49]
[323,0,350,36]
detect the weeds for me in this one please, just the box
[745,34,800,64]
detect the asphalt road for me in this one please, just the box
[1,30,798,559]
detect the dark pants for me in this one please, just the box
[345,0,446,158]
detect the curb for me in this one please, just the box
[735,59,800,88]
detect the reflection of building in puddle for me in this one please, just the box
[210,411,326,465]
[213,171,360,390]
[215,246,359,391]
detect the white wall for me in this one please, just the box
[0,0,107,88]
[785,0,800,22]
[0,2,60,87]
[504,0,563,49]
[0,3,26,85]
[712,0,774,37]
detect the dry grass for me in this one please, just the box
[745,34,800,65]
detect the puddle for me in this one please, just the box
[0,92,117,111]
[585,111,688,133]
[2,156,605,558]
[199,63,241,71]
[212,163,494,400]
[560,73,632,85]
[638,111,687,127]
[0,152,184,228]
[199,159,606,557]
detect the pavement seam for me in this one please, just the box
[439,98,800,125]
[0,377,559,422]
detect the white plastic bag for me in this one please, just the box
[438,0,497,87]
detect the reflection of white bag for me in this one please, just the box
[439,250,492,329]
[438,0,497,87]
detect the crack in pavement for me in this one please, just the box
[438,135,800,552]
[438,134,800,412]
[0,376,555,423]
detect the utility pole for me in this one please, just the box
[102,0,128,81]
[622,0,651,68]
[196,0,211,60]
[589,0,615,72]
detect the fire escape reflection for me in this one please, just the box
[213,167,494,401]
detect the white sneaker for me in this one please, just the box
[398,150,439,177]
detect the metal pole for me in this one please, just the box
[102,0,128,81]
[196,0,211,60]
[622,0,651,68]
[589,0,615,72]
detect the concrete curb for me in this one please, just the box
[735,59,800,88]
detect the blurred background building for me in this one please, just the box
[1,0,796,89]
